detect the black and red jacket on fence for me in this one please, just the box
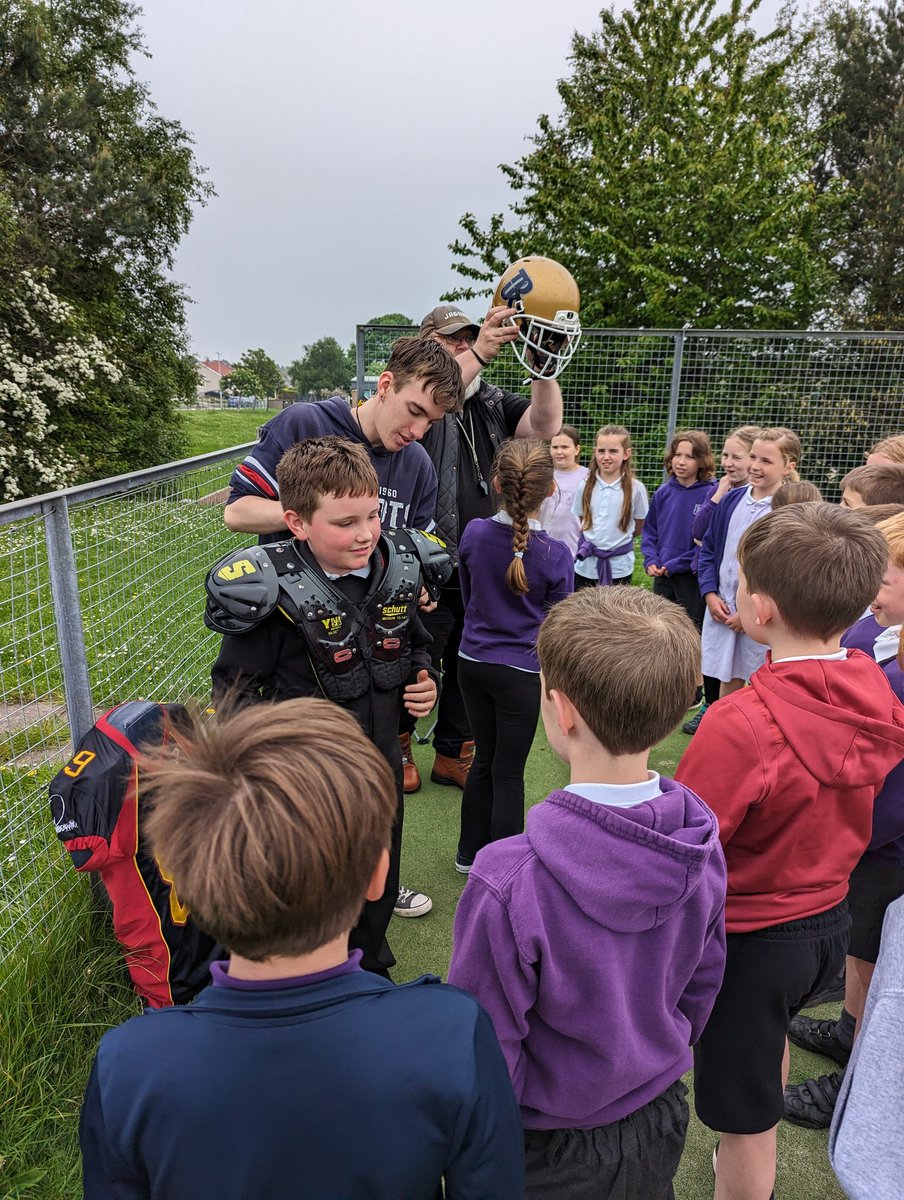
[48,701,219,1007]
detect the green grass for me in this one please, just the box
[179,409,267,457]
[393,717,846,1200]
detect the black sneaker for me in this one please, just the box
[783,1070,844,1129]
[682,705,707,735]
[788,1015,851,1066]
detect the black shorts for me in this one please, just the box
[653,571,705,631]
[848,857,904,963]
[694,902,850,1134]
[523,1079,689,1200]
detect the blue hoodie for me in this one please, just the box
[641,476,717,576]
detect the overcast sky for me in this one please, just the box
[135,0,792,365]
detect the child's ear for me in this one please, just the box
[751,591,776,627]
[492,475,502,495]
[365,848,390,902]
[550,688,579,737]
[283,509,308,541]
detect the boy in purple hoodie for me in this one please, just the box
[448,587,727,1199]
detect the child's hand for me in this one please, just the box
[404,670,437,717]
[713,476,732,502]
[646,564,664,577]
[724,611,745,633]
[705,593,731,623]
[417,586,438,613]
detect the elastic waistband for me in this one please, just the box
[735,900,849,943]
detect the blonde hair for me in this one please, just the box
[142,699,397,960]
[869,435,904,465]
[726,424,760,451]
[537,588,699,753]
[753,427,802,483]
[494,438,556,594]
[580,425,636,534]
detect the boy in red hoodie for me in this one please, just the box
[677,502,904,1200]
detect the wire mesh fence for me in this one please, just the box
[0,447,253,964]
[358,325,904,492]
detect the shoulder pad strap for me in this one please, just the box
[204,545,280,634]
[395,528,453,599]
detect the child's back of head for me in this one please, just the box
[143,698,397,959]
[842,463,904,508]
[737,502,887,642]
[537,586,700,755]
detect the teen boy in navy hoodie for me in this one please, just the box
[677,503,904,1200]
[449,587,727,1199]
[80,699,524,1200]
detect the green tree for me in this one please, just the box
[223,348,283,399]
[0,0,211,489]
[366,312,413,327]
[288,338,353,398]
[447,0,844,329]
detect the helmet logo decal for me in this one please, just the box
[500,268,534,307]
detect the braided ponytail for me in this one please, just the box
[493,438,555,595]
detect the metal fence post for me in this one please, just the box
[665,328,686,455]
[356,325,365,400]
[43,496,95,747]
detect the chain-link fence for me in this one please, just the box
[0,446,253,963]
[358,325,904,492]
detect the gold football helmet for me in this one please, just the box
[492,256,581,379]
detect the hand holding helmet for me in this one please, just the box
[491,256,581,381]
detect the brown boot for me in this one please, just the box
[430,740,475,790]
[399,732,421,794]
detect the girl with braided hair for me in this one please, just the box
[454,439,574,873]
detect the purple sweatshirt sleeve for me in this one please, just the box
[691,495,719,544]
[448,875,537,1094]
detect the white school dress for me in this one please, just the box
[700,486,771,683]
[571,476,650,582]
[540,466,589,555]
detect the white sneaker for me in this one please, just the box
[393,887,432,918]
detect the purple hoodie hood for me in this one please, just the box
[527,778,722,932]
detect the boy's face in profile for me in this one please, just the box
[871,559,904,628]
[373,374,447,451]
[286,492,380,576]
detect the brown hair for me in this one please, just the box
[856,503,904,526]
[580,425,636,533]
[841,463,904,506]
[868,435,904,465]
[537,588,699,754]
[554,424,581,448]
[737,503,887,640]
[142,699,397,960]
[385,335,464,413]
[753,427,803,483]
[876,514,904,668]
[494,438,556,594]
[276,436,378,520]
[664,429,715,481]
[771,480,823,508]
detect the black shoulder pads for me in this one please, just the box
[204,545,281,634]
[394,528,453,599]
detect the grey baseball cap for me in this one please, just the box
[419,304,480,337]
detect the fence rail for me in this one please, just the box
[0,444,254,962]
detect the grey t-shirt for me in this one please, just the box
[829,894,904,1199]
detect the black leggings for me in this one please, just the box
[458,659,540,861]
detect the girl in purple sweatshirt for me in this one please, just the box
[455,438,574,872]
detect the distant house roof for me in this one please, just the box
[200,359,233,376]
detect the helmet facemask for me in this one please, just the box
[507,305,581,380]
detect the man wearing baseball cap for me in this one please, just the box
[397,302,564,793]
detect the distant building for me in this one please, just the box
[196,359,232,402]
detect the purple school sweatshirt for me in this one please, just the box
[844,615,904,868]
[641,476,717,575]
[448,779,727,1129]
[458,517,574,672]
